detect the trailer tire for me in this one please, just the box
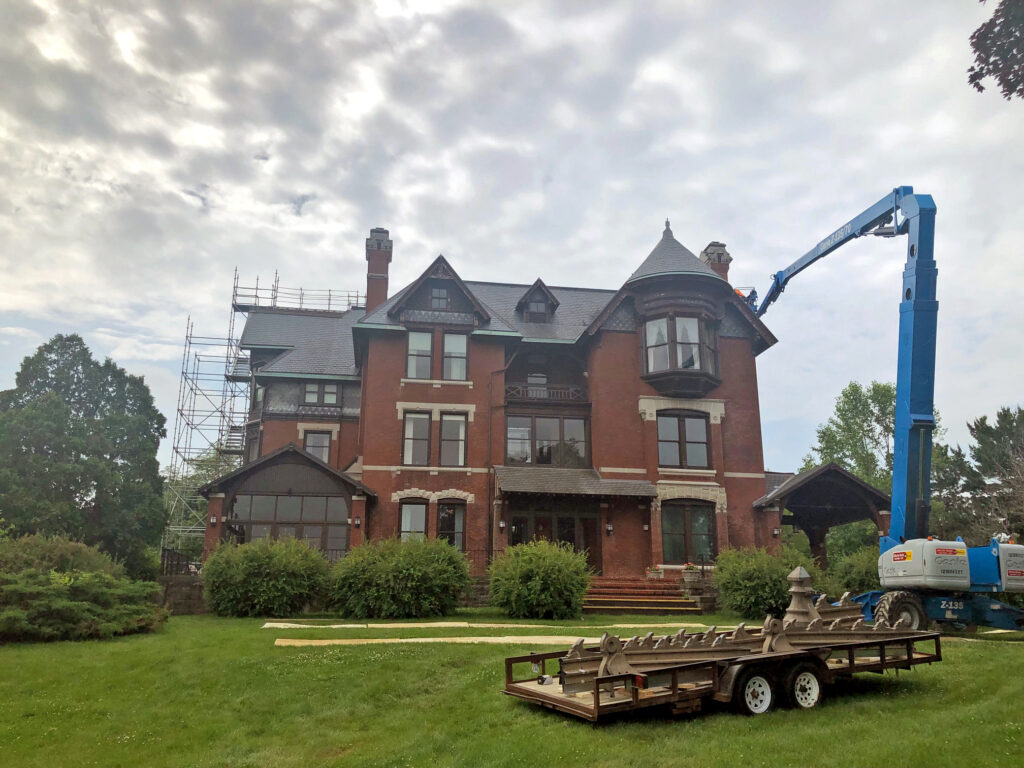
[734,667,775,715]
[875,590,928,630]
[782,661,824,710]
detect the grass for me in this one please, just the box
[1,609,1022,768]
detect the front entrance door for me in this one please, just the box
[506,501,602,574]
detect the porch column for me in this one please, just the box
[350,495,367,547]
[648,498,664,566]
[203,494,225,560]
[805,526,828,569]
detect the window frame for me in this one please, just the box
[525,299,549,323]
[442,333,468,381]
[399,500,428,541]
[505,414,590,468]
[402,411,432,466]
[430,287,450,310]
[303,430,332,463]
[226,493,352,556]
[406,331,433,379]
[436,499,466,550]
[661,501,718,564]
[656,411,712,469]
[302,382,340,406]
[439,412,468,467]
[642,313,717,375]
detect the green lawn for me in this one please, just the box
[1,610,1022,768]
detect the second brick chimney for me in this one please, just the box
[699,241,732,282]
[365,227,392,313]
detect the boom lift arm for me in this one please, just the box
[754,186,938,550]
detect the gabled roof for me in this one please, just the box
[384,254,490,322]
[625,220,725,285]
[753,462,889,510]
[515,278,560,312]
[199,443,375,498]
[358,278,617,343]
[240,308,361,378]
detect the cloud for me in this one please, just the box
[0,0,1019,474]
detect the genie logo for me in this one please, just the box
[818,223,853,254]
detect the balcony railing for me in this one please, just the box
[505,383,588,402]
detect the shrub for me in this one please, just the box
[328,538,470,619]
[0,570,165,642]
[0,535,124,577]
[827,546,881,596]
[714,546,821,620]
[122,546,162,581]
[488,540,591,620]
[203,538,329,617]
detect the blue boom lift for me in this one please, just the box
[752,187,1024,630]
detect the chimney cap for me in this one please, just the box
[369,227,389,237]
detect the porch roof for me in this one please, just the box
[494,466,657,498]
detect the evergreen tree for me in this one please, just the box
[0,335,167,571]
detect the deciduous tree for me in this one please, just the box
[968,0,1024,100]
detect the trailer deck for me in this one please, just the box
[502,568,943,721]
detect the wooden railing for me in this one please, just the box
[505,383,588,402]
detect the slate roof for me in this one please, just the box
[494,466,657,497]
[239,308,361,378]
[625,221,725,285]
[358,280,617,343]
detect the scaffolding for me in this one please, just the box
[164,269,364,552]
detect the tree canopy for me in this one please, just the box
[802,380,1022,543]
[968,0,1024,100]
[0,335,167,572]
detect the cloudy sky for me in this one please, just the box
[2,0,1022,474]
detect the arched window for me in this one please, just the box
[437,500,466,550]
[400,499,428,541]
[662,501,717,564]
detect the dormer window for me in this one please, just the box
[526,300,548,323]
[641,314,720,397]
[431,287,450,310]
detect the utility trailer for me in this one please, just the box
[502,568,942,721]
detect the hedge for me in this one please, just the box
[328,538,470,619]
[714,546,822,619]
[0,535,125,577]
[203,538,329,617]
[0,569,165,642]
[488,540,591,620]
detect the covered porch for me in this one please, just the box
[493,466,657,577]
[753,462,890,568]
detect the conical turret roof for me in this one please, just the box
[625,220,725,285]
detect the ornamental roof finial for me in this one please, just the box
[663,218,672,238]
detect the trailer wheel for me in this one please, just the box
[783,662,824,710]
[734,668,775,715]
[875,590,928,630]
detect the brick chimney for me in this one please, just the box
[700,241,732,282]
[365,227,392,313]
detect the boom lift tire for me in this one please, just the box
[782,661,824,710]
[733,667,776,715]
[875,590,928,630]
